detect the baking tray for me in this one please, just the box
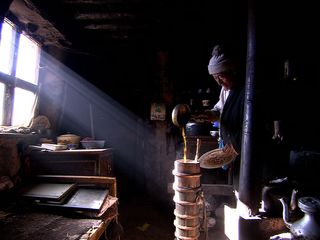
[37,186,109,212]
[21,182,77,203]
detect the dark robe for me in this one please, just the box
[220,85,245,154]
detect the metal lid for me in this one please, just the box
[298,197,320,213]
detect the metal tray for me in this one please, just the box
[37,186,109,212]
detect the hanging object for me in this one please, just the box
[150,103,166,121]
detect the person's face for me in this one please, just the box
[212,73,233,90]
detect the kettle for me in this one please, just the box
[171,104,191,128]
[279,195,320,240]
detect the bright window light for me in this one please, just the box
[0,21,14,74]
[0,18,40,127]
[12,87,36,126]
[15,34,40,84]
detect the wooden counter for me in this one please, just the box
[28,148,114,177]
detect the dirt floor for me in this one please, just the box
[117,193,229,240]
[118,194,175,240]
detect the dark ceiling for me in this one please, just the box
[7,0,320,64]
[6,0,250,104]
[8,0,248,56]
[14,0,170,47]
[6,0,320,108]
[4,0,320,121]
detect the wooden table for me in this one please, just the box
[0,175,120,240]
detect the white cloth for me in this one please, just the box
[212,88,230,114]
[208,45,236,75]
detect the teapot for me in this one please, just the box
[279,195,320,240]
[171,104,191,128]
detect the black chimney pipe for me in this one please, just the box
[238,0,260,215]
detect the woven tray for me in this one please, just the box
[198,148,237,169]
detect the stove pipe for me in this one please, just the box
[238,0,261,215]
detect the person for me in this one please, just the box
[205,45,294,212]
[208,45,245,150]
[197,44,245,189]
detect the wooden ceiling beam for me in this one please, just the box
[75,12,135,20]
[83,23,146,30]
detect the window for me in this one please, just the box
[0,18,40,127]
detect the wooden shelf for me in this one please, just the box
[28,148,114,177]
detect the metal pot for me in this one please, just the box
[185,122,213,136]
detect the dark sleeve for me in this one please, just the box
[220,87,245,153]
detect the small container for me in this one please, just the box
[67,143,78,150]
[173,172,201,189]
[173,185,201,203]
[174,201,200,216]
[174,221,200,238]
[175,214,200,227]
[57,134,80,148]
[80,140,105,149]
[174,159,200,174]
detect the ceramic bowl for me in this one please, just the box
[57,134,80,147]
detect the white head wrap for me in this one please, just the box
[208,45,236,75]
